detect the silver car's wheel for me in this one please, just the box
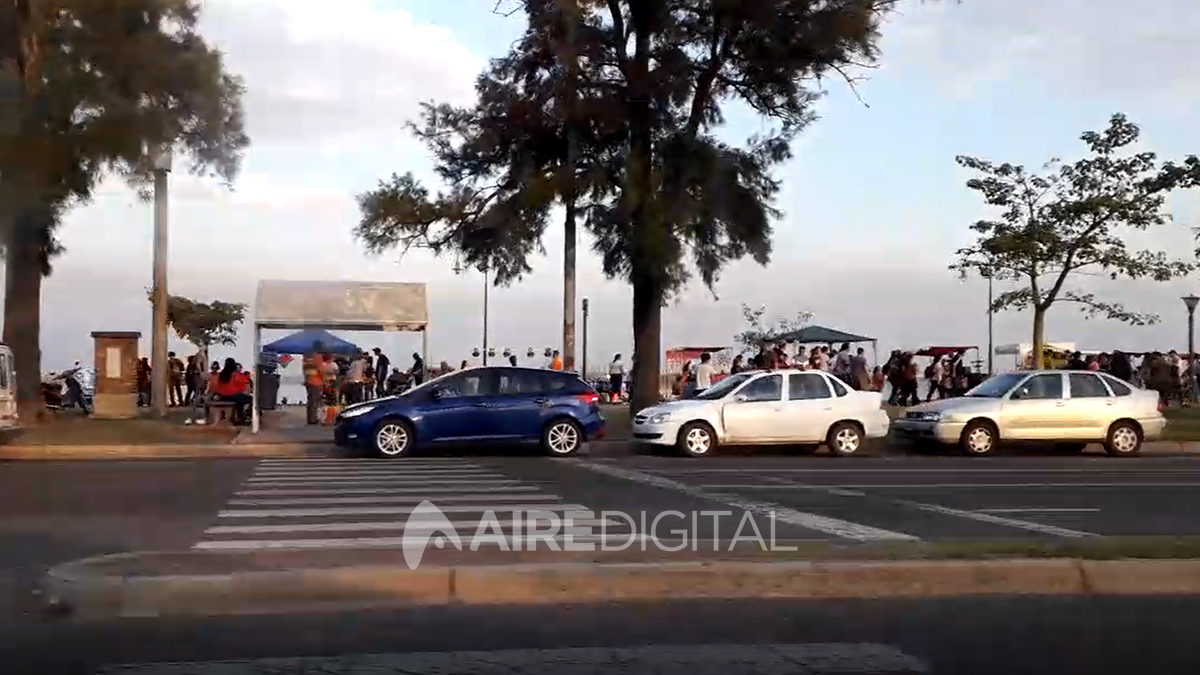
[542,419,583,456]
[1104,421,1142,457]
[827,422,863,457]
[374,419,412,457]
[959,420,996,456]
[677,422,716,457]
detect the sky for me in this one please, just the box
[11,0,1200,372]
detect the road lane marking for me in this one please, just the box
[204,518,626,535]
[701,482,1200,489]
[899,500,1095,538]
[96,643,931,674]
[217,503,592,518]
[976,508,1100,513]
[651,467,1200,474]
[192,533,662,551]
[573,461,918,542]
[248,470,501,480]
[248,473,516,482]
[227,493,564,506]
[235,484,535,496]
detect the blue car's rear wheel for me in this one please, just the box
[542,418,583,456]
[373,418,413,458]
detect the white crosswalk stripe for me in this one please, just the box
[195,458,632,552]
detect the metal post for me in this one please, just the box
[987,271,994,376]
[251,325,261,433]
[150,148,172,417]
[482,266,490,366]
[581,297,589,378]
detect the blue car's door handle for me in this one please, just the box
[474,402,493,408]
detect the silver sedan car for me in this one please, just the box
[891,370,1166,456]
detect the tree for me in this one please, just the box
[148,292,247,348]
[951,114,1200,368]
[0,0,249,421]
[357,1,918,412]
[735,303,814,351]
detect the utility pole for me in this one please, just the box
[556,0,580,372]
[1184,295,1198,404]
[581,297,589,378]
[986,267,994,376]
[150,147,171,417]
[482,264,490,366]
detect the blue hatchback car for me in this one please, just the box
[334,366,606,457]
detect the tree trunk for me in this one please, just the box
[1031,307,1046,371]
[630,270,663,414]
[3,215,46,423]
[561,200,577,372]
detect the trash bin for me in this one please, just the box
[257,367,280,411]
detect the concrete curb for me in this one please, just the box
[40,554,1200,619]
[0,443,328,460]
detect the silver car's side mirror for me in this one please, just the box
[733,394,748,403]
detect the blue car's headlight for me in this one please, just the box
[340,405,377,419]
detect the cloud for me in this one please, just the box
[886,0,1200,100]
[197,0,484,151]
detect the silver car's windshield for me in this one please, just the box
[694,372,753,400]
[964,372,1027,398]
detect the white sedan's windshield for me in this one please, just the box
[694,372,754,400]
[965,372,1027,398]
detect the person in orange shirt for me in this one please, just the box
[210,358,251,424]
[550,349,563,371]
[302,341,325,425]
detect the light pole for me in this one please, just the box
[455,257,490,366]
[986,266,995,376]
[1184,295,1198,404]
[581,297,589,378]
[150,147,172,417]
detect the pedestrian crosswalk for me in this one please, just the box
[194,458,634,551]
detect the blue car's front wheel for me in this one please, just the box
[373,418,414,458]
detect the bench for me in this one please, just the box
[206,401,237,426]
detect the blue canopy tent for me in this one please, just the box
[262,328,362,356]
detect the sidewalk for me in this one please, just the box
[41,538,1200,619]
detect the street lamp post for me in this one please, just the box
[482,266,490,366]
[150,147,172,417]
[1184,295,1199,404]
[581,297,589,378]
[986,266,995,376]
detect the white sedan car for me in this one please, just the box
[632,369,891,457]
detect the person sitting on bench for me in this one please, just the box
[209,358,252,424]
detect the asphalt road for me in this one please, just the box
[9,451,1200,574]
[0,459,256,621]
[6,597,1200,673]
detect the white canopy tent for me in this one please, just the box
[251,280,430,433]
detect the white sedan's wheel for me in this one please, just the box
[542,419,583,456]
[1104,421,1142,457]
[677,422,716,457]
[827,422,863,457]
[959,420,996,456]
[374,419,412,457]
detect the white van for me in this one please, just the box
[0,345,18,430]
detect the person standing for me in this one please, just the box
[373,348,391,398]
[184,355,200,406]
[167,351,185,407]
[608,354,625,403]
[302,342,324,425]
[347,352,367,404]
[549,350,563,371]
[694,352,715,396]
[410,352,426,386]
